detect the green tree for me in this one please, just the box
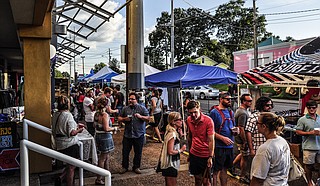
[55,69,63,77]
[197,39,232,66]
[93,62,106,73]
[62,71,70,77]
[146,8,214,66]
[109,58,124,74]
[213,0,268,69]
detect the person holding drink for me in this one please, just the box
[94,97,120,185]
[160,112,187,186]
[295,100,320,186]
[209,92,239,186]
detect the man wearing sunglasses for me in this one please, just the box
[295,100,320,186]
[245,96,273,160]
[209,91,238,186]
[118,92,150,174]
[233,93,252,184]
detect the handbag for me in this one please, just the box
[149,115,155,123]
[288,152,306,182]
[155,143,164,173]
[200,166,213,186]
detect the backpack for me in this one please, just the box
[212,106,235,134]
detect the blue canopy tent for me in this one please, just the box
[91,72,119,83]
[78,69,95,81]
[145,64,237,88]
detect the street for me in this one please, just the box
[197,98,300,114]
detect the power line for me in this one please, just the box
[259,0,311,11]
[266,12,320,22]
[267,17,320,25]
[260,8,320,16]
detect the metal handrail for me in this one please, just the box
[20,140,111,186]
[22,119,83,185]
[21,119,110,186]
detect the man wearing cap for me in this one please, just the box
[83,88,96,137]
[295,100,320,186]
[187,100,215,186]
[209,92,238,186]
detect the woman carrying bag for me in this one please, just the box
[160,112,187,186]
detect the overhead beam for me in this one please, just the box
[78,0,114,17]
[54,12,97,32]
[67,29,87,39]
[58,35,89,50]
[64,0,110,21]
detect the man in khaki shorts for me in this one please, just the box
[295,100,320,186]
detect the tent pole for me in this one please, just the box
[180,89,187,140]
[237,84,240,107]
[298,87,301,115]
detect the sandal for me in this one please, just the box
[95,179,104,185]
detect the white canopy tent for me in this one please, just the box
[111,64,161,84]
[111,64,168,106]
[84,66,115,81]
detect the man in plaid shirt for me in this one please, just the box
[245,97,274,157]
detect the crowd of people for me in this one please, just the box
[51,83,320,186]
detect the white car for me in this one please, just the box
[181,85,219,100]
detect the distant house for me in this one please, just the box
[233,37,315,73]
[194,55,217,66]
[194,55,230,69]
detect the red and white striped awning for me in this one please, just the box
[238,37,320,85]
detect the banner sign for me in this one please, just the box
[0,122,19,171]
[261,62,320,76]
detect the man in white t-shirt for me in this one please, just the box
[83,88,95,136]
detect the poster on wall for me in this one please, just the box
[0,122,20,171]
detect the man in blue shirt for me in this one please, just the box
[210,92,238,186]
[118,92,149,174]
[296,100,320,186]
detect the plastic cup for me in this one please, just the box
[110,117,115,124]
[78,123,85,129]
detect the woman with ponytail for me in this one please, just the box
[94,96,120,185]
[250,112,290,186]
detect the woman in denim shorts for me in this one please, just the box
[94,97,120,185]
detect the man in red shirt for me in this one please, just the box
[187,100,215,186]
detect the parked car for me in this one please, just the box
[181,85,219,100]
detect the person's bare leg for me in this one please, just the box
[104,153,110,170]
[219,168,227,186]
[233,153,241,165]
[240,155,248,177]
[165,177,177,186]
[97,153,108,181]
[66,164,76,186]
[154,127,162,142]
[305,164,314,186]
[195,174,203,186]
[212,171,219,186]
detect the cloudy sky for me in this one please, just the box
[56,0,320,75]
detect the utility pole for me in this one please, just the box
[253,0,258,68]
[81,56,85,76]
[73,27,77,84]
[108,48,111,66]
[69,60,71,82]
[170,0,174,68]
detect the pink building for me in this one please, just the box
[233,37,316,73]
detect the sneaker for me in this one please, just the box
[134,168,142,174]
[240,176,250,184]
[227,167,238,178]
[119,168,128,174]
